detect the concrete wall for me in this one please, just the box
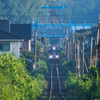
[22,40,31,51]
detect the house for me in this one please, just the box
[11,24,32,51]
[0,30,24,59]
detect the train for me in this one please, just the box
[48,46,60,63]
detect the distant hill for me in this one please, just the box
[0,0,100,24]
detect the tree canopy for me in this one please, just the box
[0,53,46,100]
[0,0,100,23]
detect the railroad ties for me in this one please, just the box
[49,64,66,100]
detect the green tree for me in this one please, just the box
[0,53,45,100]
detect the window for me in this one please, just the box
[0,42,10,51]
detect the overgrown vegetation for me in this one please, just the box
[61,42,100,100]
[21,50,34,72]
[0,38,50,99]
[66,65,100,100]
[0,53,45,100]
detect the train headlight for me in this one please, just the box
[50,55,53,58]
[56,55,59,59]
[53,47,56,50]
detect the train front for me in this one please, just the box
[48,46,60,63]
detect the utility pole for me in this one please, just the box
[94,41,97,66]
[65,39,66,52]
[72,30,75,60]
[77,40,80,77]
[66,30,68,60]
[70,38,72,60]
[72,30,75,72]
[65,30,68,55]
[75,43,76,62]
[75,42,77,73]
[90,37,93,67]
[34,30,37,69]
[68,39,70,61]
[95,24,100,65]
[82,37,84,76]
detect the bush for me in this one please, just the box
[0,53,44,100]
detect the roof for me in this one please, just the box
[11,24,31,40]
[75,27,98,34]
[0,30,24,41]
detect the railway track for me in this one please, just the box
[49,64,66,100]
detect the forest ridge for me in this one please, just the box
[0,0,100,23]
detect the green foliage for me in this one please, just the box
[62,61,72,77]
[88,65,98,79]
[0,53,45,100]
[21,50,34,72]
[37,40,49,64]
[66,65,100,99]
[30,60,47,97]
[59,51,67,63]
[32,60,47,78]
[37,41,42,59]
[37,60,47,72]
[59,47,100,99]
[75,31,92,46]
[75,31,92,40]
[0,0,99,23]
[21,50,33,60]
[0,0,46,23]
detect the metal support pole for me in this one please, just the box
[82,37,84,76]
[34,30,37,69]
[65,39,66,52]
[70,20,72,34]
[72,30,75,71]
[76,42,77,73]
[70,38,72,60]
[75,42,77,72]
[66,30,68,60]
[72,30,75,59]
[75,43,76,61]
[96,28,99,65]
[61,3,63,23]
[90,37,93,67]
[45,3,47,23]
[45,3,47,37]
[75,43,76,62]
[77,41,80,77]
[94,41,97,66]
[68,39,69,61]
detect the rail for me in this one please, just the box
[49,64,52,100]
[49,64,66,100]
[56,65,66,100]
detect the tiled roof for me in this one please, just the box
[0,30,23,40]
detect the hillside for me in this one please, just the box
[0,0,100,23]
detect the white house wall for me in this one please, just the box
[10,41,20,59]
[0,41,20,59]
